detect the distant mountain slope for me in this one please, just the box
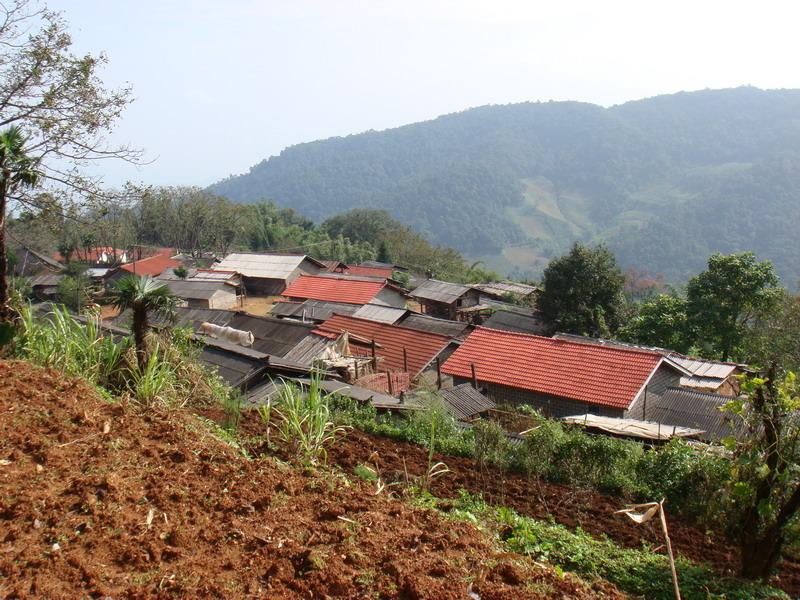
[210,87,800,284]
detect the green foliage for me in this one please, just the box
[57,274,92,311]
[172,266,188,279]
[489,504,786,600]
[15,305,125,386]
[687,252,780,361]
[723,370,800,578]
[743,291,800,373]
[270,374,349,465]
[124,340,177,403]
[538,243,626,336]
[619,292,691,352]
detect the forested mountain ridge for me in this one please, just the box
[210,87,800,284]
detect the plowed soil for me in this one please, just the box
[0,361,621,599]
[230,409,800,597]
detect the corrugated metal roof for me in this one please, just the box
[409,279,473,304]
[282,334,332,365]
[670,356,739,379]
[397,313,472,339]
[562,414,705,441]
[199,345,265,387]
[649,387,746,442]
[482,311,548,335]
[245,377,407,410]
[283,275,387,305]
[227,313,316,357]
[442,327,667,410]
[315,314,452,377]
[29,274,64,287]
[269,299,360,322]
[213,253,315,279]
[352,304,407,324]
[163,279,232,300]
[438,384,496,420]
[472,282,538,297]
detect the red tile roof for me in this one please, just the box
[441,327,666,410]
[119,254,182,277]
[282,275,386,305]
[346,265,394,278]
[315,314,451,377]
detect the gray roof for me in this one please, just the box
[164,279,232,300]
[198,345,266,387]
[409,279,473,304]
[227,313,316,357]
[281,334,332,365]
[359,260,407,272]
[269,299,359,322]
[213,253,320,280]
[483,310,548,335]
[352,304,408,324]
[244,377,410,411]
[397,313,471,339]
[649,387,746,442]
[472,281,538,297]
[438,384,496,420]
[562,414,705,442]
[28,274,65,287]
[109,306,238,330]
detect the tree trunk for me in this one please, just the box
[132,303,148,371]
[0,178,9,322]
[741,526,784,579]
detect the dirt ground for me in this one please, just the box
[228,409,800,598]
[240,296,278,316]
[0,360,622,599]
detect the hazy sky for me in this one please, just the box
[50,0,800,187]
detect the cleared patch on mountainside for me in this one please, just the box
[0,361,620,599]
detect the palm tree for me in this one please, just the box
[106,274,177,370]
[0,126,40,323]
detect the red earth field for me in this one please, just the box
[0,361,623,599]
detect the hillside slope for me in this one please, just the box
[210,87,800,283]
[0,361,616,599]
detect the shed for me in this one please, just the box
[163,279,240,310]
[648,387,746,442]
[409,279,482,319]
[442,327,688,419]
[407,384,496,421]
[28,274,64,300]
[11,244,64,276]
[352,304,408,324]
[211,253,324,295]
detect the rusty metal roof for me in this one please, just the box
[409,279,474,304]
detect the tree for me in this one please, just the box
[57,272,91,312]
[106,275,176,370]
[376,240,390,264]
[0,1,136,314]
[723,368,800,579]
[619,293,691,353]
[687,252,780,361]
[743,292,800,373]
[0,126,39,321]
[538,243,626,336]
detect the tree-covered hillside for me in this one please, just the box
[210,87,800,284]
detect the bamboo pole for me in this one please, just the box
[659,500,681,600]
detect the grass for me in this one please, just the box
[440,492,786,600]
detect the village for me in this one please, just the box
[14,242,744,446]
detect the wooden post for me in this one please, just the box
[659,501,682,600]
[354,359,359,380]
[387,371,394,395]
[471,363,478,389]
[371,340,377,370]
[436,357,442,390]
[403,347,408,373]
[643,386,648,420]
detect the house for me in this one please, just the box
[647,387,747,442]
[11,244,64,277]
[112,253,183,279]
[54,246,128,265]
[396,313,472,340]
[472,281,539,301]
[442,327,688,419]
[482,309,548,335]
[315,314,455,381]
[211,253,325,295]
[552,333,743,396]
[162,279,240,310]
[409,279,483,319]
[28,274,64,300]
[282,274,407,307]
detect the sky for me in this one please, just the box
[49,0,800,187]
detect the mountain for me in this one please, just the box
[210,87,800,285]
